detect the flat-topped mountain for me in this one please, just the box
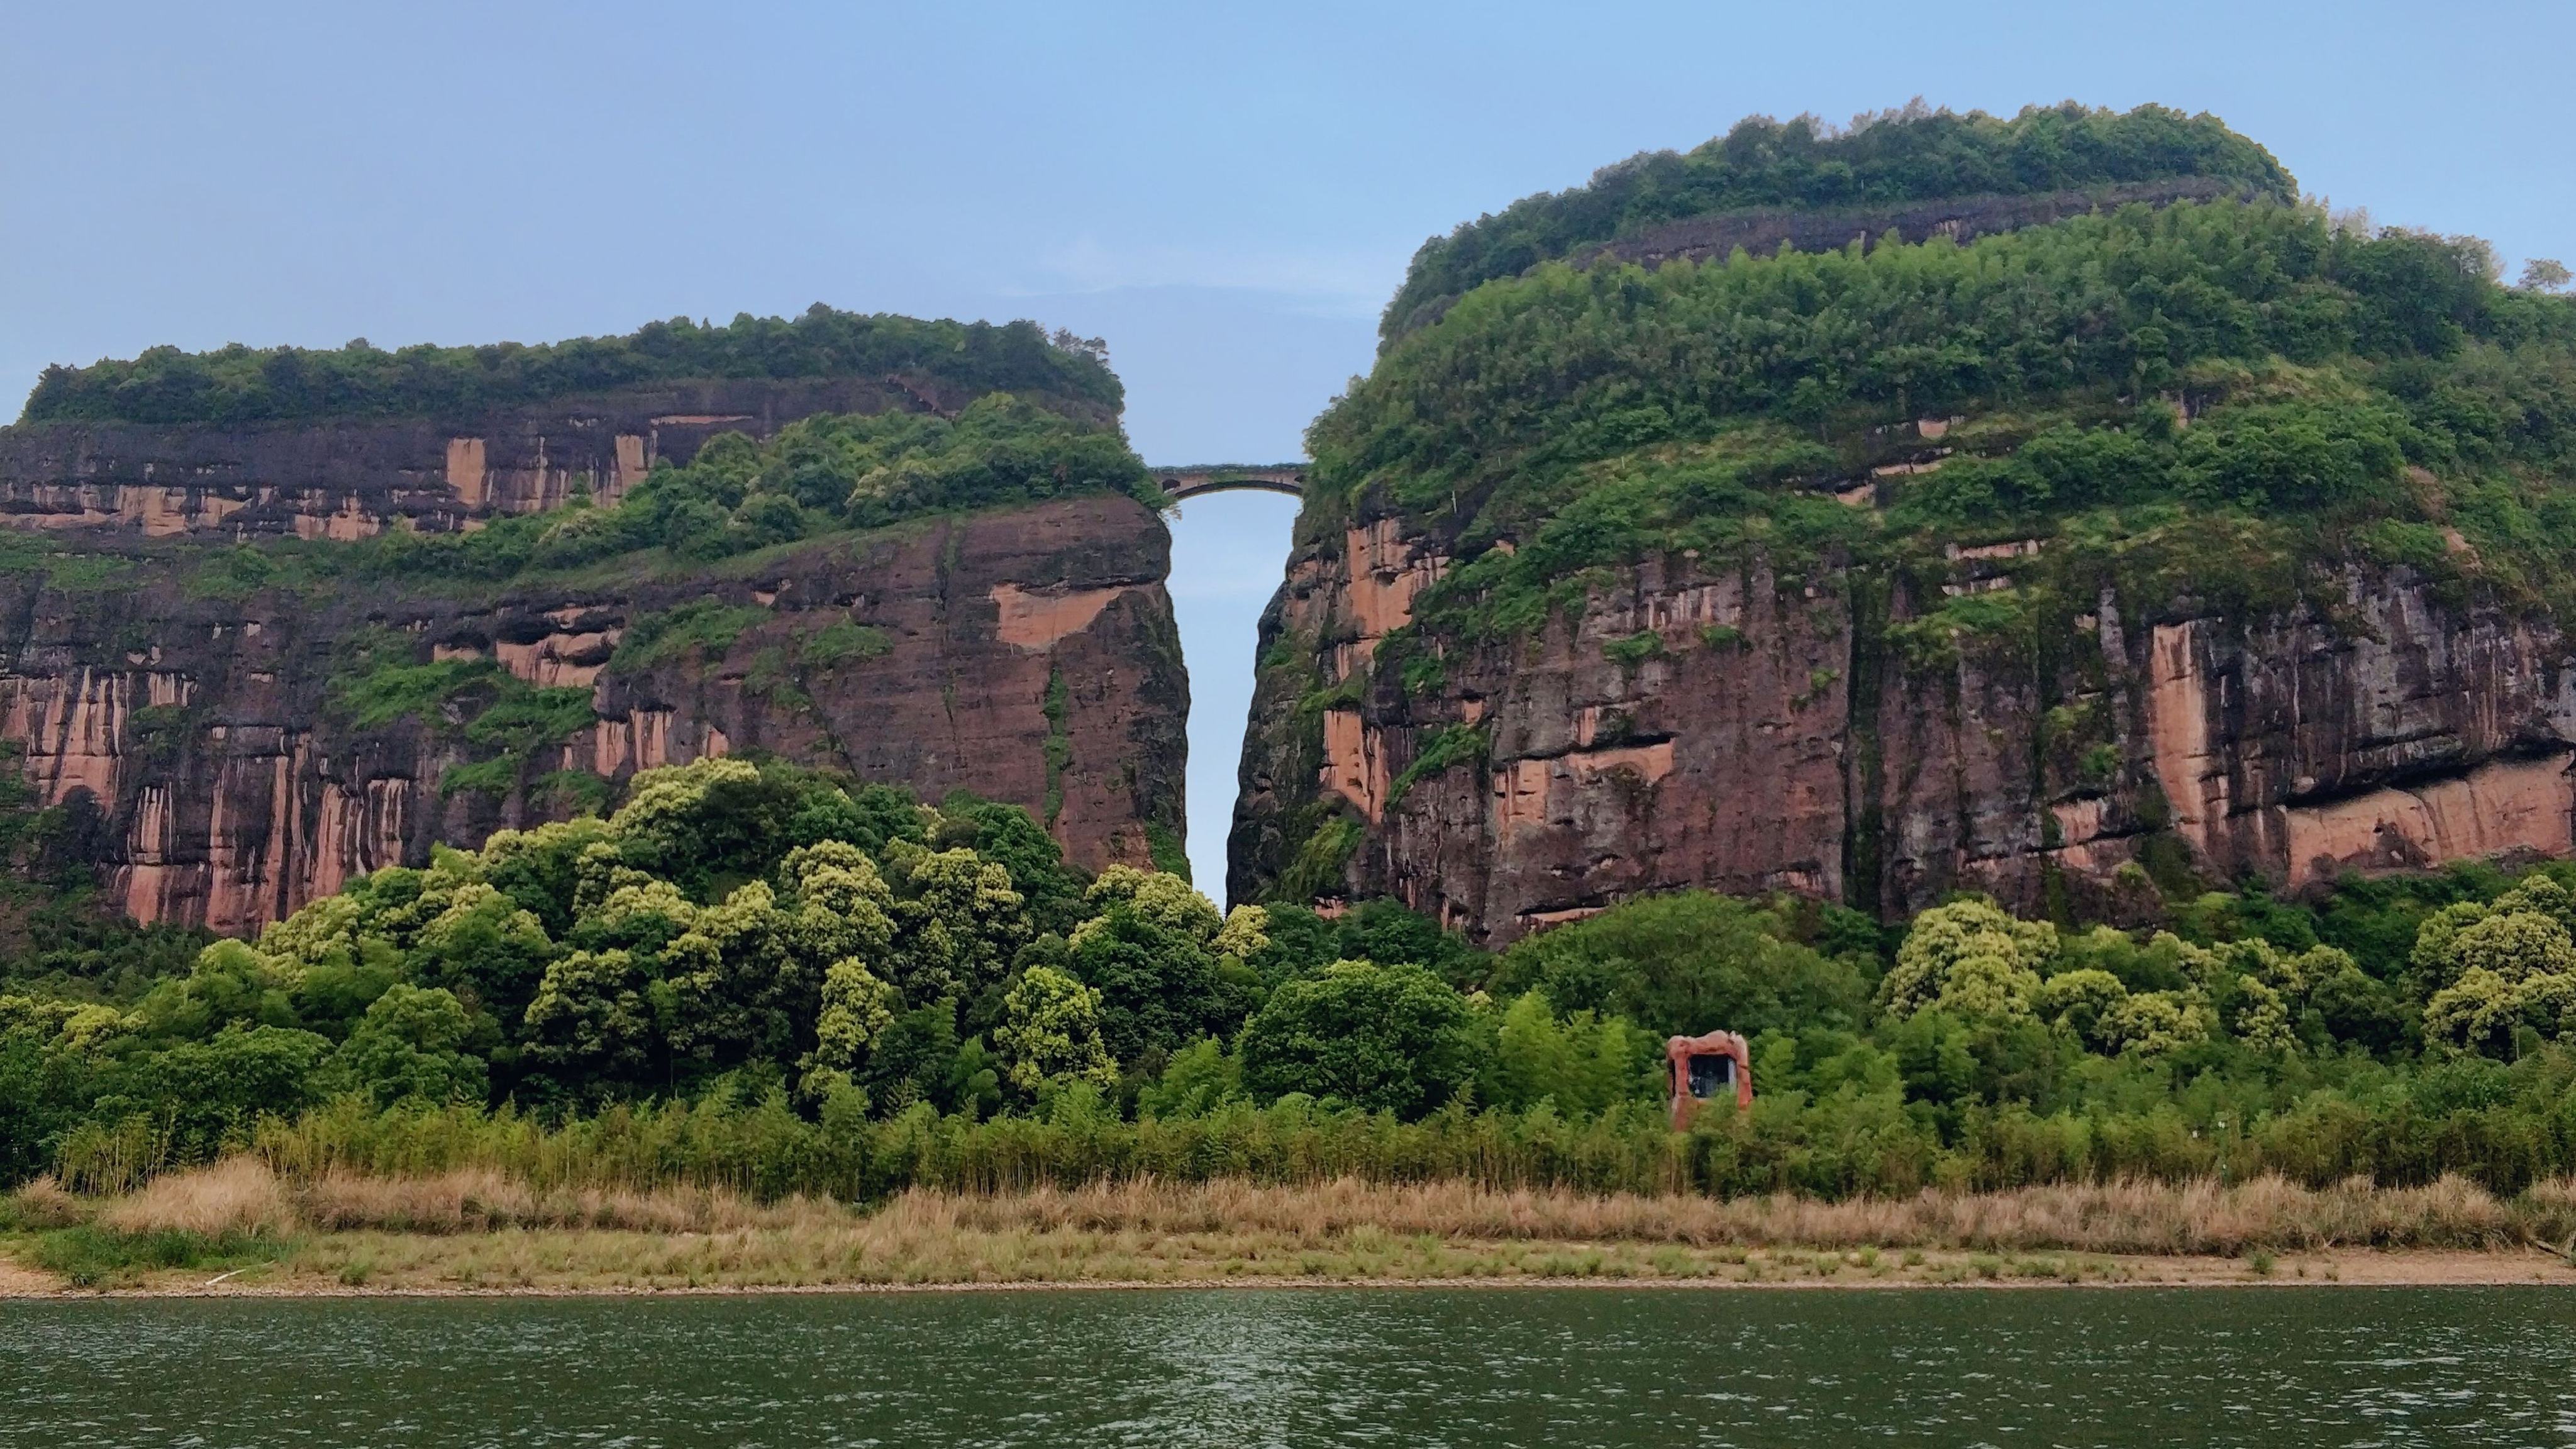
[1233,102,2576,942]
[0,309,1186,931]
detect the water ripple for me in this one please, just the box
[0,1285,2569,1447]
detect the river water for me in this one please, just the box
[1,1285,2568,1446]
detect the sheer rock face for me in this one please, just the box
[0,487,1184,935]
[0,374,1112,541]
[1231,506,2576,945]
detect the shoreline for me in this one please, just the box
[6,1245,2571,1300]
[10,1162,2576,1299]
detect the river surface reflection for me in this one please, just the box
[2,1285,2570,1446]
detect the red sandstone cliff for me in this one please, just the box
[1230,501,2576,943]
[0,374,1184,936]
[0,375,1101,541]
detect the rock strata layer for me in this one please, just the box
[1230,506,2576,944]
[0,375,1077,541]
[0,378,1182,933]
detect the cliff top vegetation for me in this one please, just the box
[14,306,1123,428]
[0,391,1169,602]
[1380,101,2297,346]
[344,392,1166,584]
[1316,194,2576,643]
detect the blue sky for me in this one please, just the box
[6,1,2570,892]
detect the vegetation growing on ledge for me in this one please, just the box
[1381,101,2297,345]
[337,392,1163,585]
[322,630,596,799]
[18,306,1122,426]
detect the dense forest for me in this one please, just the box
[8,757,2576,1201]
[1379,101,2299,345]
[15,306,1123,426]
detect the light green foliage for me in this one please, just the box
[1143,823,1189,879]
[1272,814,1363,905]
[780,841,897,965]
[521,948,657,1084]
[806,958,898,1088]
[2092,990,2216,1057]
[3,761,1162,1133]
[328,657,496,731]
[326,635,596,798]
[2032,969,2129,1044]
[659,880,806,1063]
[799,619,892,669]
[994,965,1115,1092]
[1213,905,1270,960]
[610,757,762,846]
[409,882,554,1026]
[27,781,2576,1195]
[1077,865,1222,944]
[611,602,769,674]
[1601,631,1665,667]
[886,848,1029,1006]
[1134,1036,1245,1118]
[1384,724,1488,811]
[129,941,299,1040]
[1923,907,2355,1057]
[1478,989,1654,1115]
[1880,897,2058,1021]
[0,535,143,596]
[2414,875,2576,1053]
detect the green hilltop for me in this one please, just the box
[16,305,1122,427]
[1380,101,2299,346]
[1317,148,2576,645]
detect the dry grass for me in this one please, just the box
[68,1157,828,1236]
[99,1156,296,1238]
[12,1162,2576,1294]
[1,1176,84,1230]
[291,1167,819,1235]
[902,1174,2576,1255]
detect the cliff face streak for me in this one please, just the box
[0,380,1182,934]
[0,375,1087,540]
[1231,509,2576,943]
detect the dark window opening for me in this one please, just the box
[1687,1053,1734,1100]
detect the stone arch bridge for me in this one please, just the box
[1152,464,1307,501]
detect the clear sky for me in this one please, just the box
[7,1,2570,891]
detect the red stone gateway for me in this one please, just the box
[1665,1030,1753,1127]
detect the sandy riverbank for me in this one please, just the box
[6,1159,2573,1296]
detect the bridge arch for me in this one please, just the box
[1153,464,1307,501]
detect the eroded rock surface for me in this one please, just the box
[0,375,1086,540]
[2,494,1184,933]
[1232,507,2576,943]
